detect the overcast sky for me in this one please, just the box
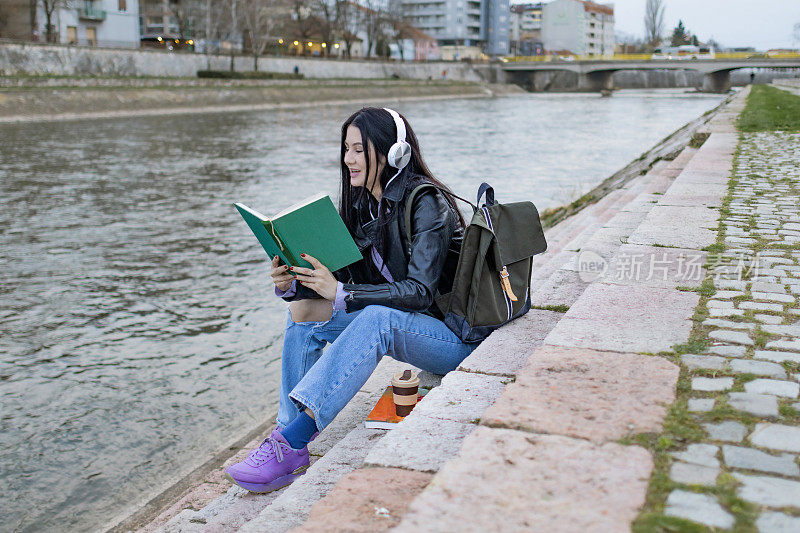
[512,0,800,50]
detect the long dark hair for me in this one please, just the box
[338,107,464,274]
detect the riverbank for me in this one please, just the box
[0,79,524,124]
[104,90,754,532]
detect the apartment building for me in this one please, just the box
[402,0,509,57]
[541,0,614,57]
[509,2,543,56]
[15,0,140,47]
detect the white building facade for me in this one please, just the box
[541,0,614,57]
[510,2,543,56]
[402,0,509,58]
[40,0,140,48]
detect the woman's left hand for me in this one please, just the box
[290,254,338,301]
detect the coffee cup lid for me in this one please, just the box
[392,369,420,387]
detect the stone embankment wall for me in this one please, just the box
[0,42,495,82]
[3,42,797,91]
[531,68,800,91]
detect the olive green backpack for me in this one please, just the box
[405,182,547,343]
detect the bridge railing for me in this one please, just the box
[503,52,800,63]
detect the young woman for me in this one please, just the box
[225,107,479,493]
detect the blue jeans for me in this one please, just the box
[276,305,478,430]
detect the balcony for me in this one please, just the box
[78,5,106,21]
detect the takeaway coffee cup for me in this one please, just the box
[391,369,421,417]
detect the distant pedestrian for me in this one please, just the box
[293,65,299,75]
[441,69,447,80]
[750,72,755,85]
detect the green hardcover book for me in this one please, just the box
[234,193,362,273]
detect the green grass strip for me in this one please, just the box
[737,85,800,132]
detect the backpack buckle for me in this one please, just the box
[499,267,518,302]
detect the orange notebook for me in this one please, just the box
[364,386,428,429]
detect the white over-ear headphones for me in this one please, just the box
[383,108,412,170]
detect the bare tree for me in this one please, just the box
[359,0,382,58]
[205,0,213,68]
[202,0,228,66]
[287,0,318,55]
[793,22,800,48]
[39,0,70,43]
[240,0,281,69]
[312,0,337,56]
[224,0,239,70]
[337,0,358,58]
[169,0,205,40]
[644,0,665,47]
[383,0,411,60]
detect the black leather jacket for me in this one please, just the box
[282,173,463,318]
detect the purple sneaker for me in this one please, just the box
[225,430,310,493]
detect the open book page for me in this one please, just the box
[235,193,361,273]
[233,203,291,266]
[271,192,329,221]
[269,195,362,272]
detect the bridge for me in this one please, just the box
[501,57,800,93]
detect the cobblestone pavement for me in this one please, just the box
[664,131,800,531]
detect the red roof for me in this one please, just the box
[396,24,436,42]
[344,0,378,16]
[582,1,614,16]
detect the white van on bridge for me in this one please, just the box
[652,45,715,60]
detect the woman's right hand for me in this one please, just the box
[271,256,294,292]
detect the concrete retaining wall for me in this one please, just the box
[3,42,797,90]
[513,68,800,91]
[0,42,491,82]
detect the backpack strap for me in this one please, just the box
[477,182,495,207]
[404,183,440,257]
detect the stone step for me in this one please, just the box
[542,130,728,356]
[544,184,628,248]
[542,183,614,239]
[538,177,633,254]
[238,427,385,533]
[152,358,442,533]
[529,157,687,308]
[236,305,566,532]
[533,158,674,278]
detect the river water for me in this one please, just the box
[0,88,724,532]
